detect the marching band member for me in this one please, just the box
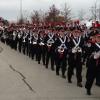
[22,31,27,55]
[85,33,100,95]
[1,28,7,44]
[45,29,56,71]
[1,23,100,96]
[37,31,46,65]
[12,30,17,50]
[32,31,38,60]
[55,29,69,78]
[28,31,33,58]
[95,34,100,87]
[67,29,84,87]
[17,29,23,53]
[25,29,30,56]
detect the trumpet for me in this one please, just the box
[58,47,64,53]
[47,43,52,47]
[72,46,82,53]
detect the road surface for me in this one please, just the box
[0,42,100,100]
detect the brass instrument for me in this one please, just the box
[18,34,21,39]
[47,43,52,51]
[94,51,100,59]
[58,47,64,54]
[39,42,45,46]
[58,47,65,58]
[23,36,26,43]
[47,43,52,47]
[47,39,54,47]
[72,46,82,53]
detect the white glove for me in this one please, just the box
[94,52,100,59]
[40,42,44,46]
[33,42,37,45]
[72,48,77,53]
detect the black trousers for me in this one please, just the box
[37,45,46,65]
[32,44,38,60]
[22,42,26,55]
[5,38,9,45]
[85,67,97,90]
[1,37,6,43]
[37,45,42,63]
[68,53,82,83]
[26,43,29,56]
[56,56,67,76]
[96,66,100,86]
[12,40,17,50]
[28,43,33,58]
[18,40,22,53]
[85,58,100,90]
[45,50,55,70]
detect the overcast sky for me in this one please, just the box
[0,0,99,21]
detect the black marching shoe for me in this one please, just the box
[51,67,55,71]
[43,63,45,66]
[38,61,40,64]
[56,72,59,76]
[68,79,72,83]
[77,82,83,87]
[45,65,48,69]
[87,89,91,95]
[62,75,66,79]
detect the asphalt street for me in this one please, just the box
[0,42,100,100]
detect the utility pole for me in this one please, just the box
[20,0,23,24]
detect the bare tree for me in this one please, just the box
[31,10,40,24]
[61,3,71,22]
[90,1,98,21]
[45,4,60,22]
[78,9,85,21]
[97,5,100,21]
[38,9,46,22]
